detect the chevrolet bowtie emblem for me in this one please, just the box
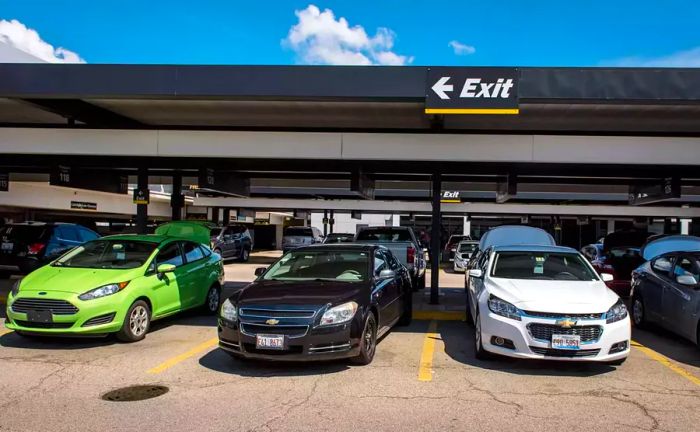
[266,319,280,325]
[555,318,577,328]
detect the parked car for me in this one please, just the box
[210,224,253,262]
[218,244,412,364]
[443,235,471,262]
[453,240,478,273]
[631,235,700,346]
[282,226,323,251]
[0,222,100,274]
[581,243,604,262]
[354,226,426,290]
[5,222,224,342]
[592,230,651,297]
[323,233,355,244]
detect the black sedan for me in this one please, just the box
[218,244,413,364]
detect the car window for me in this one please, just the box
[284,227,313,237]
[183,242,205,263]
[200,244,212,257]
[673,256,700,281]
[77,227,99,242]
[374,250,389,274]
[56,226,80,242]
[356,229,412,242]
[156,242,184,267]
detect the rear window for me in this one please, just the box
[356,229,412,242]
[0,225,49,242]
[284,227,313,237]
[448,235,469,245]
[458,243,478,253]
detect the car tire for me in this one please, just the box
[238,247,250,262]
[116,300,151,343]
[203,284,221,315]
[631,294,648,329]
[416,274,426,290]
[397,290,413,327]
[474,309,492,360]
[351,313,377,365]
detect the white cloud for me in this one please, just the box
[448,40,475,56]
[284,4,413,65]
[0,19,84,63]
[604,46,700,67]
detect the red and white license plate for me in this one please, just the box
[552,334,581,350]
[256,335,285,350]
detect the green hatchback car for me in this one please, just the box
[5,222,224,342]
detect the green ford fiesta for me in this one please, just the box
[5,222,224,342]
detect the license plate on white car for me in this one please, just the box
[552,334,581,350]
[0,242,12,252]
[256,335,285,350]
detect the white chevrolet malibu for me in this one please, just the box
[466,245,630,364]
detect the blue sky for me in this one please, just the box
[1,0,700,66]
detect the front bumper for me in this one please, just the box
[218,318,362,361]
[479,310,631,362]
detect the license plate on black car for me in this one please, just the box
[0,242,12,252]
[27,310,53,323]
[256,335,285,350]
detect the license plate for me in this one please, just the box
[552,334,581,350]
[26,310,53,323]
[256,335,285,350]
[0,242,12,252]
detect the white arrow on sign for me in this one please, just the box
[431,76,453,100]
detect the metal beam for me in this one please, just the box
[17,99,142,128]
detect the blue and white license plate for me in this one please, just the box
[256,335,285,350]
[0,242,13,252]
[552,334,581,350]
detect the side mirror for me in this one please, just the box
[157,263,176,274]
[468,269,483,278]
[600,273,614,282]
[254,267,267,277]
[378,269,395,280]
[676,274,698,286]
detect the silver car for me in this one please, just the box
[630,235,700,346]
[453,240,478,273]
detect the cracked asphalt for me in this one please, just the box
[0,252,699,432]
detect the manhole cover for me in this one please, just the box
[101,385,169,402]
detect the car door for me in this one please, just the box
[641,255,674,323]
[147,241,186,316]
[665,255,700,340]
[180,241,210,309]
[373,249,400,327]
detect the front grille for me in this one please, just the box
[527,323,602,343]
[82,313,116,327]
[239,308,316,319]
[11,298,79,315]
[14,320,73,329]
[530,346,601,358]
[240,323,308,338]
[523,311,604,320]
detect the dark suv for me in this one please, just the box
[0,222,100,273]
[210,225,253,262]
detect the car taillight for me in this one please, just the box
[407,246,416,263]
[27,243,46,255]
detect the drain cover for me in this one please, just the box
[101,385,169,402]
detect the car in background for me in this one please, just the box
[218,244,412,364]
[323,233,355,244]
[453,240,478,273]
[466,243,629,364]
[631,235,700,346]
[210,224,253,262]
[5,221,224,342]
[592,230,651,297]
[0,222,100,274]
[581,243,604,262]
[354,226,426,290]
[282,226,323,251]
[443,234,471,262]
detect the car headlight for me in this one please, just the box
[487,295,522,321]
[606,298,628,324]
[220,298,238,321]
[78,282,129,301]
[10,278,22,298]
[319,301,358,326]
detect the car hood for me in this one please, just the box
[235,280,364,308]
[19,265,145,295]
[488,278,618,313]
[641,235,700,261]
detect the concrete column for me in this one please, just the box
[607,219,616,234]
[463,216,471,237]
[136,167,148,234]
[430,173,441,305]
[171,172,183,221]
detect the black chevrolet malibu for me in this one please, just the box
[218,244,413,364]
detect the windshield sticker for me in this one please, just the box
[116,252,126,260]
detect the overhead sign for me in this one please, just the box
[440,191,461,203]
[198,168,250,197]
[50,165,71,186]
[133,188,150,205]
[629,177,680,205]
[0,171,8,192]
[71,201,97,211]
[425,67,519,115]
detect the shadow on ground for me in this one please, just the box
[632,326,700,368]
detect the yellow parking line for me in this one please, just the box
[413,311,464,321]
[0,294,7,304]
[631,340,700,386]
[0,328,13,336]
[147,337,218,374]
[418,320,439,382]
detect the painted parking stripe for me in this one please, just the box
[147,337,218,374]
[0,328,13,336]
[632,340,700,386]
[418,320,439,382]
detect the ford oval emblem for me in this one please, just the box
[38,292,47,295]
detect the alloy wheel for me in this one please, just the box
[364,319,376,358]
[633,299,644,325]
[208,288,220,312]
[129,305,148,337]
[475,314,482,351]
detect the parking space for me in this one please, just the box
[0,251,698,432]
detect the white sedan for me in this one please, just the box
[466,245,630,364]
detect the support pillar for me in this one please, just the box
[171,172,183,221]
[323,210,328,236]
[430,173,441,305]
[136,167,148,234]
[223,208,231,225]
[329,210,335,234]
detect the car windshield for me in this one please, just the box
[491,251,598,281]
[608,247,641,259]
[356,229,411,242]
[53,240,158,269]
[263,250,369,282]
[284,227,313,237]
[458,243,477,253]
